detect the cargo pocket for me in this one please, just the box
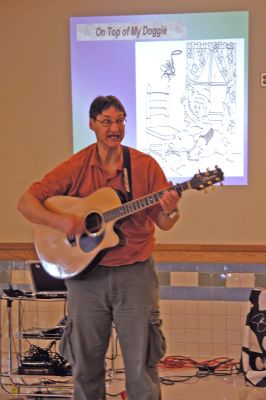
[147,312,166,367]
[59,319,75,365]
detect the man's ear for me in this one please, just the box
[89,118,95,131]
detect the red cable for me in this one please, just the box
[159,356,238,370]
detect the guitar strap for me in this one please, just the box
[122,145,133,201]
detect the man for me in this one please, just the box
[17,95,180,400]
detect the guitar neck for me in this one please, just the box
[103,181,190,223]
[102,166,224,223]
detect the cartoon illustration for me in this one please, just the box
[136,39,244,178]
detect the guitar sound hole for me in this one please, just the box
[84,212,103,235]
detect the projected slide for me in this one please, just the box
[136,39,244,179]
[70,11,249,185]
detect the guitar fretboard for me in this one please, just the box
[103,181,191,222]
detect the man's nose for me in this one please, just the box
[109,121,120,130]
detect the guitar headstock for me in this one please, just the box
[190,166,224,191]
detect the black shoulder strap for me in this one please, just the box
[122,145,133,201]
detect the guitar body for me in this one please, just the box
[33,187,123,279]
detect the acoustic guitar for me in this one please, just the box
[33,167,224,279]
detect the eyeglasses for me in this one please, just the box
[94,117,126,128]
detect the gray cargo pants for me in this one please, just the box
[59,257,165,400]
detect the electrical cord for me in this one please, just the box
[21,342,69,369]
[159,355,239,370]
[158,356,240,385]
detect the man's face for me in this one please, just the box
[89,106,126,149]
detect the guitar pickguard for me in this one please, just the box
[79,231,105,252]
